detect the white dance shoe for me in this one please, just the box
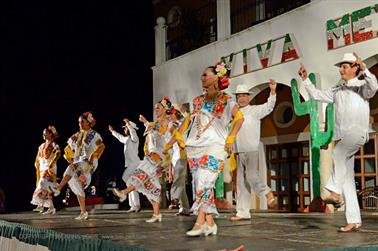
[126,208,140,213]
[33,206,44,213]
[112,188,127,202]
[186,223,207,237]
[204,223,218,236]
[145,214,162,223]
[74,211,88,220]
[42,208,56,215]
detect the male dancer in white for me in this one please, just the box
[109,118,141,213]
[298,52,377,232]
[168,105,190,216]
[230,80,277,221]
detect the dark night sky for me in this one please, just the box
[0,1,155,212]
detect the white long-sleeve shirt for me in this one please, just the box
[302,68,378,141]
[235,93,276,153]
[111,124,140,168]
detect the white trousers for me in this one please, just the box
[128,191,140,210]
[170,159,189,210]
[122,167,140,210]
[325,132,367,224]
[236,151,270,218]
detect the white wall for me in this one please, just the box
[152,0,378,105]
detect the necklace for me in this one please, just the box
[195,112,215,140]
[192,92,228,140]
[195,96,219,140]
[41,141,53,159]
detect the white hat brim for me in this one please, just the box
[233,91,252,95]
[334,60,355,67]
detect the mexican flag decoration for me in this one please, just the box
[351,6,373,43]
[242,49,248,73]
[256,39,272,68]
[281,33,299,63]
[326,14,351,49]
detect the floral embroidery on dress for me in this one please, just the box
[196,187,215,205]
[188,155,224,173]
[84,130,96,144]
[192,93,230,118]
[134,169,161,198]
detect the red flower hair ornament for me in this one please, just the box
[215,61,231,90]
[82,112,96,127]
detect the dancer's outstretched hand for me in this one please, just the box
[269,79,277,94]
[298,63,307,81]
[139,114,147,124]
[353,52,365,71]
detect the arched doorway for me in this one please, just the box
[251,83,311,212]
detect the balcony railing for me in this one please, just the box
[166,0,310,60]
[231,0,311,34]
[166,2,216,60]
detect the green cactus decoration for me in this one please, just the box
[290,73,334,197]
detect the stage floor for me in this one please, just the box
[1,209,378,251]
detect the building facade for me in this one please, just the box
[152,0,378,212]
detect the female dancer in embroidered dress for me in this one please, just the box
[165,62,244,236]
[112,97,174,223]
[31,126,60,214]
[52,112,105,220]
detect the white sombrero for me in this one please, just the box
[334,53,357,67]
[233,84,252,94]
[122,121,139,130]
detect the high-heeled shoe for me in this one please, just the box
[33,206,44,213]
[338,223,361,233]
[205,223,218,236]
[42,208,56,215]
[145,214,162,223]
[112,188,127,202]
[74,211,88,220]
[186,222,207,236]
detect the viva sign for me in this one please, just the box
[327,3,378,49]
[221,33,299,78]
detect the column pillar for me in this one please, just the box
[216,0,231,40]
[155,16,167,65]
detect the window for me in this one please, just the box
[355,134,378,194]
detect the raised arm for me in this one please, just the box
[109,125,128,143]
[298,64,334,103]
[354,53,378,99]
[254,79,277,119]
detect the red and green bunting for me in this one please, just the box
[281,33,299,63]
[242,49,247,73]
[256,40,272,68]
